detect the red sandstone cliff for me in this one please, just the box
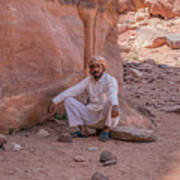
[0,0,122,132]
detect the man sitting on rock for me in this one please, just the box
[49,55,120,141]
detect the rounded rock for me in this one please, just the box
[92,172,109,180]
[0,134,7,144]
[99,151,114,163]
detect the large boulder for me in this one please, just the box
[118,0,180,19]
[0,0,123,133]
[135,26,166,48]
[146,0,176,19]
[117,0,147,14]
[118,0,135,14]
[110,126,157,142]
[173,0,180,17]
[166,34,180,49]
[117,97,154,129]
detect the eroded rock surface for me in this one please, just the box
[110,125,157,142]
[0,0,122,132]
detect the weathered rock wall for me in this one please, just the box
[0,0,122,132]
[118,0,180,19]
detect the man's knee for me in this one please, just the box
[64,97,74,105]
[104,100,113,110]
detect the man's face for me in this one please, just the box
[89,63,104,80]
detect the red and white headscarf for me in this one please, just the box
[89,55,107,70]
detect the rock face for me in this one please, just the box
[166,34,180,49]
[117,97,154,129]
[135,27,180,49]
[118,0,180,19]
[118,0,135,14]
[135,27,166,48]
[147,0,175,19]
[146,0,180,19]
[0,0,122,133]
[160,105,180,113]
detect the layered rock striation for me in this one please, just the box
[0,0,122,132]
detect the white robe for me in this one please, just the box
[52,73,120,128]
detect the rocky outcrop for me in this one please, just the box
[135,27,180,49]
[118,0,180,19]
[147,0,175,19]
[110,126,157,142]
[118,0,135,14]
[135,27,166,48]
[146,0,180,19]
[166,34,180,49]
[0,0,122,133]
[77,0,119,75]
[117,96,154,129]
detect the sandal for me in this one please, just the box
[70,131,88,138]
[99,132,110,142]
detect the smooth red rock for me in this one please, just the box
[0,0,84,132]
[110,125,157,142]
[118,0,135,14]
[0,0,124,133]
[147,0,176,19]
[117,97,154,129]
[0,0,123,133]
[135,27,166,48]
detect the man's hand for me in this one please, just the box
[48,101,57,116]
[111,105,119,118]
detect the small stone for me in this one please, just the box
[37,129,50,138]
[91,172,109,180]
[0,134,7,145]
[139,63,154,73]
[88,147,99,151]
[160,105,180,113]
[57,132,72,143]
[166,34,180,49]
[99,151,114,163]
[4,142,22,151]
[144,59,156,65]
[84,127,96,136]
[73,155,85,162]
[129,68,143,78]
[103,159,117,167]
[158,64,168,69]
[135,12,147,22]
[70,177,78,180]
[12,143,22,151]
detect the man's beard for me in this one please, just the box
[93,72,103,80]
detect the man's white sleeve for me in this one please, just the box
[107,77,119,106]
[52,77,89,104]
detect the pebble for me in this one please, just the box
[91,172,109,180]
[103,159,117,166]
[87,147,99,151]
[57,132,72,143]
[73,155,85,162]
[0,134,7,144]
[129,68,143,78]
[4,142,22,151]
[37,129,50,138]
[99,151,114,163]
